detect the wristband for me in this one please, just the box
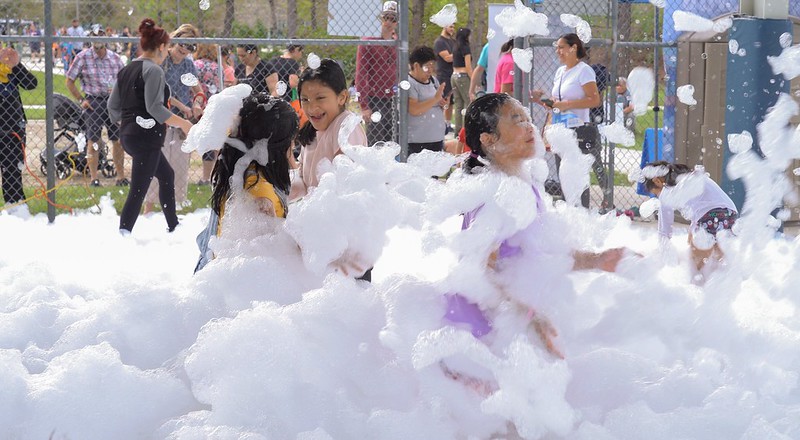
[193,92,207,107]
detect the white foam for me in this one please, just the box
[677,84,697,105]
[511,47,533,73]
[767,44,800,80]
[672,10,714,33]
[494,0,549,39]
[627,67,655,116]
[429,4,458,28]
[599,121,635,147]
[181,83,252,154]
[180,73,199,87]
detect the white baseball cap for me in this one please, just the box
[381,1,398,17]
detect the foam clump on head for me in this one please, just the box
[181,83,253,155]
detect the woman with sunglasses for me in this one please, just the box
[143,23,204,214]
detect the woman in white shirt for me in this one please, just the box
[531,33,609,210]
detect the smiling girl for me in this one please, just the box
[290,58,367,200]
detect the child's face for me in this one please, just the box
[616,82,627,94]
[300,80,347,132]
[410,61,434,82]
[649,177,664,196]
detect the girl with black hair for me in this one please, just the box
[448,93,627,358]
[290,58,367,200]
[195,94,299,272]
[642,160,737,271]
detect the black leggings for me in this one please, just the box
[119,134,178,232]
[0,133,26,204]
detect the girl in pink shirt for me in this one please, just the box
[494,39,515,94]
[290,58,368,200]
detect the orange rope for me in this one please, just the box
[0,132,75,214]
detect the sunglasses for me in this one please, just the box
[179,43,197,53]
[381,15,397,23]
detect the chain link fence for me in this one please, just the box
[3,0,798,220]
[0,0,406,221]
[523,0,800,215]
[524,0,672,214]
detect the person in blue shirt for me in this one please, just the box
[468,42,490,101]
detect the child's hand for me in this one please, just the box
[329,249,368,278]
[254,197,276,216]
[434,83,446,101]
[0,47,20,68]
[361,108,372,124]
[529,89,544,104]
[597,247,625,272]
[530,314,564,359]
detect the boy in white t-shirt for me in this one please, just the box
[407,46,448,156]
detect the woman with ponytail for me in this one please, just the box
[290,58,367,200]
[109,18,193,234]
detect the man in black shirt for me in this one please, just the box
[433,23,456,132]
[266,42,303,102]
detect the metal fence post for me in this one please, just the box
[397,0,410,160]
[608,0,619,210]
[45,0,56,223]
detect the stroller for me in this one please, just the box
[39,93,116,180]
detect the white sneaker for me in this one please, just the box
[6,203,31,219]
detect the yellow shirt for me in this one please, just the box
[218,164,287,235]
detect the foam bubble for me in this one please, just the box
[136,116,156,130]
[677,84,697,105]
[429,4,458,27]
[275,81,288,97]
[511,47,533,73]
[180,73,199,87]
[307,53,321,70]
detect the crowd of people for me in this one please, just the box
[1,4,739,271]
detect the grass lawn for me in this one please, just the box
[7,182,213,216]
[20,71,80,120]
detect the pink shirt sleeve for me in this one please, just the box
[223,65,236,83]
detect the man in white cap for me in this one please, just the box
[354,0,398,147]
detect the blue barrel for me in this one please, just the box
[722,17,793,210]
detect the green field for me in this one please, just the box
[3,182,213,215]
[20,71,80,120]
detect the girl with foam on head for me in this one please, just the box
[446,93,628,360]
[642,160,738,272]
[194,94,299,272]
[290,58,367,200]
